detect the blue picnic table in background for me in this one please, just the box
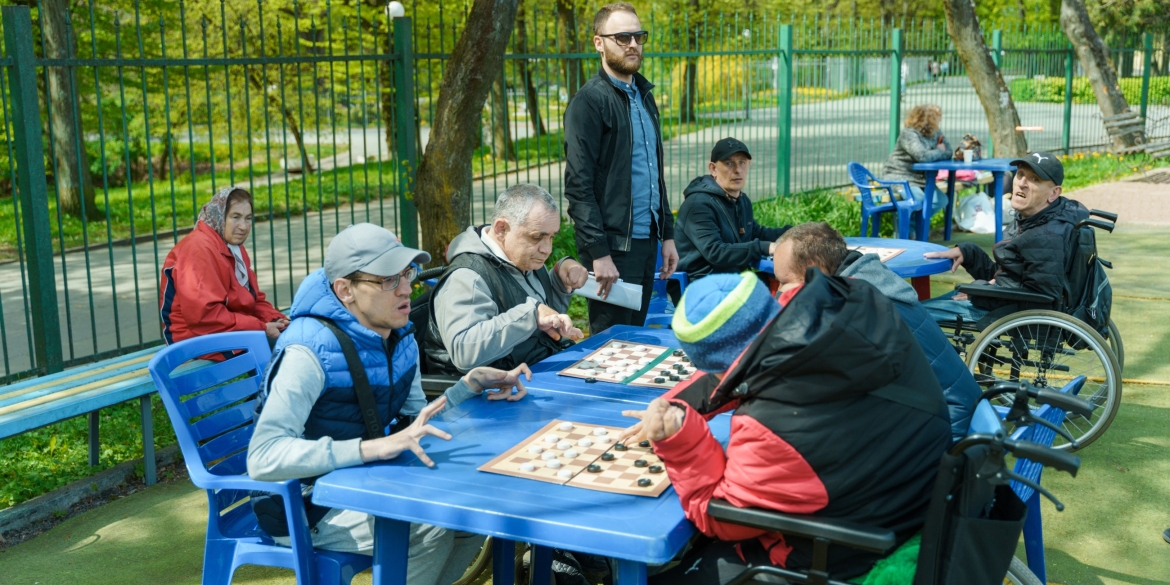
[911,158,1018,242]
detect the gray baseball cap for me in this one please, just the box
[324,223,431,282]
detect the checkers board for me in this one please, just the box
[557,341,696,388]
[478,420,670,497]
[848,245,905,262]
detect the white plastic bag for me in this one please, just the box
[955,192,997,234]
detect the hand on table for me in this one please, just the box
[659,240,679,280]
[557,259,590,293]
[464,364,531,401]
[924,246,964,272]
[360,396,451,466]
[591,255,621,299]
[536,304,584,341]
[937,134,948,151]
[621,398,685,443]
[768,240,778,255]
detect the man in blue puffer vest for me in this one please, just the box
[770,222,981,443]
[247,223,531,584]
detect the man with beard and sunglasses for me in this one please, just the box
[563,2,677,335]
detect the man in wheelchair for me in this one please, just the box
[621,270,952,584]
[921,151,1088,325]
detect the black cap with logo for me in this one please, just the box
[710,137,752,162]
[1010,151,1064,186]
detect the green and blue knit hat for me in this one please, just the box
[672,272,780,373]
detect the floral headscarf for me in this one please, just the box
[198,186,252,288]
[197,186,241,237]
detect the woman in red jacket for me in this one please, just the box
[160,187,288,344]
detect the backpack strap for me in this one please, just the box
[309,316,385,440]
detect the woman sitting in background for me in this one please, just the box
[883,104,951,221]
[160,186,288,345]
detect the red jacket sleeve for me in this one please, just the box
[653,403,830,543]
[174,246,268,335]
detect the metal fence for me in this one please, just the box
[0,1,1167,383]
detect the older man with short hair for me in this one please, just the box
[922,151,1088,324]
[423,184,589,375]
[675,137,790,280]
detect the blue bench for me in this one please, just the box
[0,346,164,485]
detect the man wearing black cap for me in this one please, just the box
[674,137,791,283]
[922,151,1089,322]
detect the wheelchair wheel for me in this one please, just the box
[1106,318,1124,374]
[1003,556,1043,585]
[967,310,1122,451]
[451,536,493,585]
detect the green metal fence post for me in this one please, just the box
[393,16,419,249]
[777,23,792,196]
[1141,32,1153,120]
[889,27,903,153]
[1063,42,1074,153]
[2,6,63,374]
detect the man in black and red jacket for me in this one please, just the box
[627,270,952,583]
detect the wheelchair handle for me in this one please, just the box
[1004,439,1081,477]
[1089,209,1118,223]
[980,381,1093,418]
[1075,218,1115,233]
[413,266,446,284]
[1034,388,1094,418]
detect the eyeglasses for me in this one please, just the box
[350,266,418,291]
[598,30,648,46]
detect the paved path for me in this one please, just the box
[1064,176,1170,226]
[3,77,1162,376]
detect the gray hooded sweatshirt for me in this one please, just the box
[837,252,919,304]
[432,226,572,373]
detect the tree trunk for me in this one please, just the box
[1060,0,1143,149]
[247,69,314,172]
[489,76,516,160]
[943,0,1028,158]
[515,3,545,137]
[556,0,585,102]
[41,0,102,221]
[415,0,520,264]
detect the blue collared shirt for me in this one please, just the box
[609,75,661,239]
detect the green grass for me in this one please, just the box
[1009,75,1170,106]
[0,395,177,510]
[1057,150,1170,192]
[0,158,397,261]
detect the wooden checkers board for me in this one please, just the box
[557,342,696,388]
[478,420,671,497]
[848,246,905,263]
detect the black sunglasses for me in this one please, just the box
[598,30,649,46]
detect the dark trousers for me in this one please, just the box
[578,238,657,335]
[649,537,787,585]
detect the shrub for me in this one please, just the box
[1009,76,1170,106]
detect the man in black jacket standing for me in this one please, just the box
[922,151,1088,323]
[563,2,677,334]
[675,137,790,280]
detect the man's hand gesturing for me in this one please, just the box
[557,259,590,293]
[359,396,451,467]
[537,304,584,341]
[465,364,532,402]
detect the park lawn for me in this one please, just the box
[0,157,397,262]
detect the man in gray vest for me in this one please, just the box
[424,184,590,375]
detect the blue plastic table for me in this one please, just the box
[911,158,1017,243]
[312,389,730,585]
[526,325,683,404]
[757,237,951,300]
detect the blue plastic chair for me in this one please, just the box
[847,162,924,240]
[645,243,689,328]
[148,331,372,585]
[967,375,1086,584]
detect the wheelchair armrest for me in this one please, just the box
[707,499,897,555]
[955,283,1055,306]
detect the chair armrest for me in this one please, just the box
[706,499,897,554]
[955,283,1055,305]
